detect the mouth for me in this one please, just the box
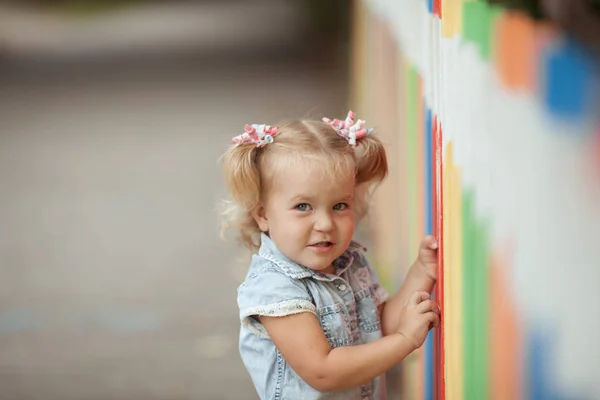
[309,241,335,247]
[308,241,335,253]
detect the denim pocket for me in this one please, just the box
[354,287,381,333]
[317,302,350,348]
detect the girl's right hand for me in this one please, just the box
[396,291,440,349]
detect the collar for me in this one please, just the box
[257,233,366,282]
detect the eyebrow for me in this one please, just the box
[290,194,354,203]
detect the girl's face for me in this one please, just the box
[253,160,355,274]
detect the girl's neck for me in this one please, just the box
[321,264,336,275]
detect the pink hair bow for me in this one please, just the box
[231,124,278,147]
[322,110,373,147]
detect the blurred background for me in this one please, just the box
[0,1,351,399]
[3,1,600,400]
[357,1,600,399]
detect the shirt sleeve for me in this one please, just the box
[237,268,316,338]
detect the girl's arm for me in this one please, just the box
[259,291,438,392]
[380,236,438,336]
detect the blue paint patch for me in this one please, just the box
[424,330,434,400]
[0,308,39,333]
[427,0,434,13]
[424,105,434,400]
[542,38,596,120]
[526,327,585,400]
[425,107,433,237]
[528,328,552,400]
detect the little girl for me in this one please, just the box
[221,111,440,399]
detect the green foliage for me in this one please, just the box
[10,0,141,16]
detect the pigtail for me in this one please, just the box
[350,134,388,220]
[320,110,387,185]
[355,134,388,185]
[220,143,263,251]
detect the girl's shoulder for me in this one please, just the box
[237,257,316,339]
[241,255,284,284]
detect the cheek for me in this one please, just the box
[284,214,310,234]
[337,214,355,231]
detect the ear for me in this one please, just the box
[251,204,269,232]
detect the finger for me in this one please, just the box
[420,235,438,251]
[416,299,433,314]
[408,291,431,306]
[418,237,439,267]
[416,299,439,314]
[424,312,440,329]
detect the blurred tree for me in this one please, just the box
[4,0,142,15]
[488,0,544,18]
[300,0,351,68]
[489,0,600,56]
[539,0,600,57]
[303,0,350,41]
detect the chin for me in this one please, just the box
[301,260,329,272]
[314,260,336,272]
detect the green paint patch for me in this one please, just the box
[462,188,476,397]
[406,65,419,259]
[462,189,490,398]
[473,217,490,398]
[462,2,503,60]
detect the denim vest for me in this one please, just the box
[237,233,389,400]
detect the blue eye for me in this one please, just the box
[295,203,312,211]
[333,203,349,211]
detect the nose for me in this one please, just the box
[314,210,334,232]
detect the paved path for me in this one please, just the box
[0,3,347,399]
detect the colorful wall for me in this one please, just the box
[352,0,600,399]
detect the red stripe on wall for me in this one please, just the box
[434,0,442,18]
[434,117,445,400]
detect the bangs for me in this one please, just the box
[264,150,356,188]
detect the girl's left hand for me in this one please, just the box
[417,236,438,280]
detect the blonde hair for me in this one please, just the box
[220,118,388,252]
